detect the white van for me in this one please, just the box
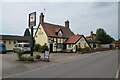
[13,43,30,53]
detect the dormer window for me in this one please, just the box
[89,38,93,40]
[55,28,63,37]
[58,31,63,37]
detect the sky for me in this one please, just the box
[0,2,119,39]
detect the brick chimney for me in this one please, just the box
[65,20,69,28]
[40,13,44,23]
[91,31,93,35]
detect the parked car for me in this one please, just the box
[13,43,30,53]
[0,43,6,54]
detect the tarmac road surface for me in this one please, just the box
[7,50,118,78]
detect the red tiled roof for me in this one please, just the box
[42,22,74,38]
[90,34,96,39]
[86,36,91,39]
[112,40,120,44]
[64,35,82,44]
[86,34,96,40]
[112,40,120,48]
[55,28,61,32]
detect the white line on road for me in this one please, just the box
[115,65,120,79]
[3,63,56,78]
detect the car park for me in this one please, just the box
[0,43,6,53]
[13,43,30,53]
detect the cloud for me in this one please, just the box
[1,2,118,39]
[92,2,116,8]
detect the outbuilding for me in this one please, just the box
[0,35,30,51]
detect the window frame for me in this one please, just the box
[68,44,72,48]
[57,43,63,49]
[58,31,63,37]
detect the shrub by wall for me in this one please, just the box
[27,56,34,61]
[34,44,41,52]
[39,45,49,53]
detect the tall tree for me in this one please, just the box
[96,28,114,44]
[24,29,30,36]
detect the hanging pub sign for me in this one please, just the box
[29,12,36,27]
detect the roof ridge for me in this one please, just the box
[44,22,66,28]
[0,35,23,37]
[71,35,82,37]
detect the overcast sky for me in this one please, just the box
[1,2,119,39]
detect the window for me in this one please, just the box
[24,44,30,47]
[58,32,63,37]
[80,38,84,41]
[44,43,47,45]
[84,43,86,47]
[15,45,17,47]
[3,41,6,44]
[93,44,96,48]
[38,28,43,34]
[9,41,11,44]
[89,38,93,40]
[78,43,81,48]
[14,41,16,44]
[68,44,72,48]
[57,43,63,49]
[18,44,22,47]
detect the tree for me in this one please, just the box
[96,28,114,44]
[24,29,30,36]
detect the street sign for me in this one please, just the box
[29,12,36,27]
[28,12,36,56]
[44,51,50,62]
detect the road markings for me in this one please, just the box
[3,63,56,78]
[115,65,120,79]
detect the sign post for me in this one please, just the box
[29,12,36,56]
[30,26,33,56]
[44,51,50,62]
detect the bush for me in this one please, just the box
[84,47,91,51]
[39,45,49,53]
[77,47,91,53]
[77,47,82,52]
[20,56,27,61]
[34,44,41,52]
[34,55,41,60]
[16,51,24,61]
[27,56,34,61]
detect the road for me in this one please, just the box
[6,50,118,78]
[2,52,89,77]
